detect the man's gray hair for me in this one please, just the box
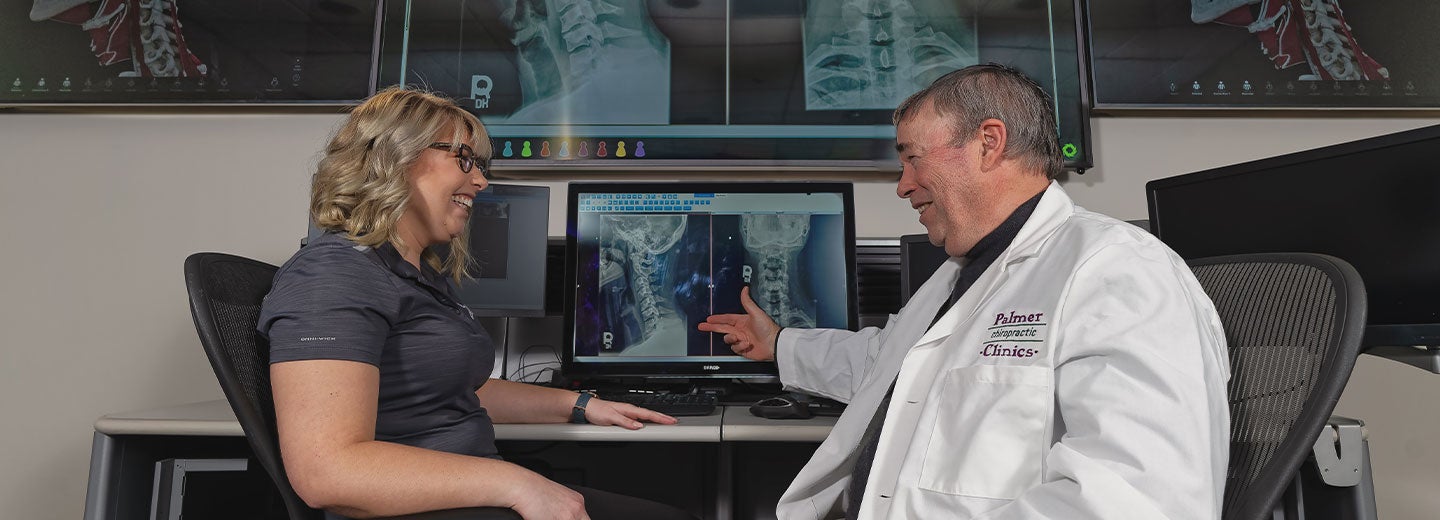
[893,63,1063,179]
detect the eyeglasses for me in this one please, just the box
[428,142,491,179]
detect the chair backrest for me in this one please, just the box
[184,252,319,520]
[1187,253,1367,520]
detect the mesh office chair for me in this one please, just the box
[1186,253,1367,520]
[184,252,519,520]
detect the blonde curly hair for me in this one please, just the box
[311,87,493,282]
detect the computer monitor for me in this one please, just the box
[1147,124,1440,347]
[899,233,950,307]
[304,183,550,316]
[562,181,858,380]
[374,0,1092,171]
[455,183,551,317]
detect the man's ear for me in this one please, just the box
[977,118,1007,170]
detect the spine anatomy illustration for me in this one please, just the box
[31,0,208,77]
[1193,0,1388,80]
[498,0,670,124]
[742,214,816,329]
[803,0,976,110]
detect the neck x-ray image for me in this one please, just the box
[573,207,848,358]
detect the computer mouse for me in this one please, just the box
[749,394,813,420]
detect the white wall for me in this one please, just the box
[1,112,1437,519]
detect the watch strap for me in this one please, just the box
[570,392,595,424]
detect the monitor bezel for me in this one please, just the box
[1145,123,1440,347]
[561,181,859,379]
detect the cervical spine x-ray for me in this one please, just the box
[803,0,978,110]
[494,0,671,124]
[575,211,846,358]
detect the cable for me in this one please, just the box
[508,344,560,382]
[497,317,510,380]
[512,363,560,384]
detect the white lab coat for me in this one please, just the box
[775,182,1230,520]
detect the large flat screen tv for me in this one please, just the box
[1147,124,1440,347]
[377,0,1092,172]
[1088,0,1440,110]
[0,0,378,105]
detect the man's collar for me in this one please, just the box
[1002,181,1075,262]
[965,188,1045,261]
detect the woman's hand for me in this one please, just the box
[508,471,589,520]
[582,398,679,430]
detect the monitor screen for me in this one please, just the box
[1089,0,1440,109]
[899,233,949,307]
[304,183,550,316]
[563,181,857,379]
[375,0,1091,171]
[0,0,378,105]
[456,183,551,316]
[1147,124,1440,347]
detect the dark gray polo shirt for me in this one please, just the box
[259,231,498,460]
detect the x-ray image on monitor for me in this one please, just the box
[591,214,705,357]
[572,190,850,359]
[802,0,977,110]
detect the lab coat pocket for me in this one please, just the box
[918,365,1050,499]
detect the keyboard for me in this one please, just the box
[603,392,718,416]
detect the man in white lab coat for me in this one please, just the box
[700,64,1231,519]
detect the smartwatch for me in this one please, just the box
[570,392,596,424]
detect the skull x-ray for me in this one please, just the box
[802,0,978,110]
[575,210,848,358]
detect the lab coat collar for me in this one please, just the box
[912,181,1072,347]
[1001,180,1071,264]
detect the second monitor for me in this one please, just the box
[563,182,858,380]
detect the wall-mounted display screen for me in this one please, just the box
[377,0,1092,171]
[1089,0,1440,109]
[0,0,378,105]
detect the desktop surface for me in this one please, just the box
[91,399,841,442]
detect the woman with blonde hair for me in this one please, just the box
[259,87,691,520]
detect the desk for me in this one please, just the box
[84,400,833,520]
